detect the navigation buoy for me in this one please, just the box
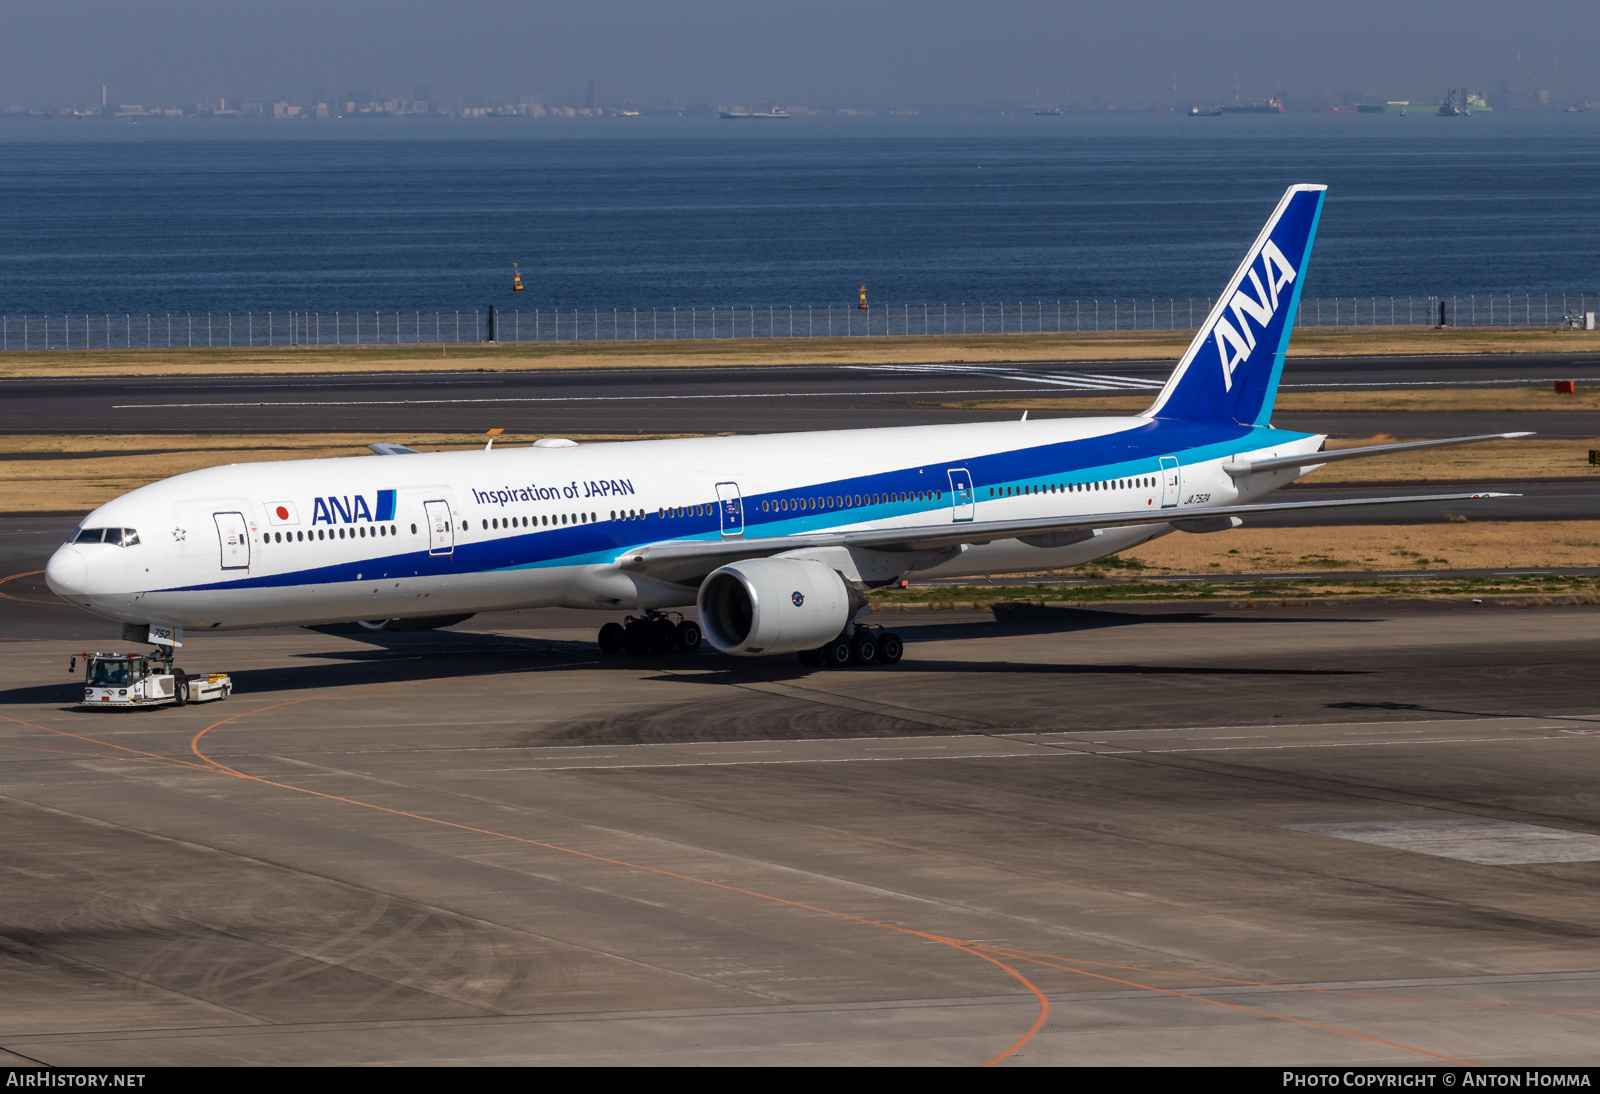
[858,284,868,310]
[513,263,524,292]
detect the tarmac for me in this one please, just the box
[6,352,1600,437]
[3,351,1600,1066]
[3,555,1600,1064]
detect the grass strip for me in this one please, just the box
[871,572,1600,608]
[4,326,1600,379]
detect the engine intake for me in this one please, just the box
[697,558,852,656]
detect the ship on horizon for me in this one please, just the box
[719,104,790,119]
[1220,95,1284,114]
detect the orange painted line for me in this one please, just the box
[975,947,1475,1066]
[184,679,1048,1065]
[0,712,216,773]
[0,569,71,607]
[976,943,1600,1020]
[0,738,195,768]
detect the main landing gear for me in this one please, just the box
[797,624,904,669]
[597,611,702,656]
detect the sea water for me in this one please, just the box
[1,112,1596,316]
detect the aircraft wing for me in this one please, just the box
[617,490,1517,574]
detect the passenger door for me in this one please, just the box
[213,511,250,570]
[947,468,975,522]
[1159,456,1181,508]
[715,482,744,537]
[423,499,455,556]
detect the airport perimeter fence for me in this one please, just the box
[2,293,1596,351]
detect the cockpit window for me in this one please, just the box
[70,528,139,546]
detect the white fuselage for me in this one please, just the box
[44,415,1324,632]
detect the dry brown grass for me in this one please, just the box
[1308,436,1600,482]
[0,431,685,513]
[4,325,1599,379]
[1121,521,1600,574]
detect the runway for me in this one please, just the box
[3,543,1600,1064]
[7,351,1600,437]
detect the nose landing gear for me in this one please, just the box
[598,611,702,656]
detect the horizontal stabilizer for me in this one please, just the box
[1223,432,1534,477]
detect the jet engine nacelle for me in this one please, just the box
[697,558,852,656]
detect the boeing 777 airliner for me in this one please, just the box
[45,185,1524,665]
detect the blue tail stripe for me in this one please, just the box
[1253,194,1325,426]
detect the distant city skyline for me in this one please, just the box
[1,1,1596,115]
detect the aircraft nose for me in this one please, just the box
[45,546,87,598]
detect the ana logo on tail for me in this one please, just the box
[1215,240,1298,391]
[1145,183,1323,427]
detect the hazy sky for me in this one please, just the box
[3,1,1594,108]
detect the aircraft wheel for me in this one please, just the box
[822,636,853,668]
[797,648,823,667]
[597,622,625,655]
[174,675,190,707]
[622,619,652,655]
[649,617,678,654]
[675,619,702,651]
[850,633,878,666]
[876,632,903,665]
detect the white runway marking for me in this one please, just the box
[110,387,1045,409]
[1289,819,1600,864]
[847,363,1165,390]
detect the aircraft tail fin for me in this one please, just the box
[1145,184,1326,426]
